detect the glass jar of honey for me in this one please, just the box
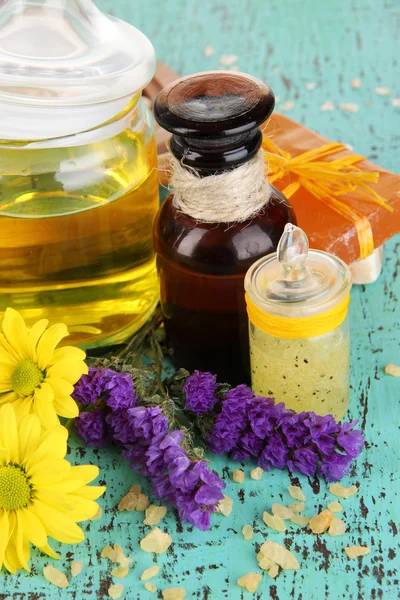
[0,0,159,348]
[245,224,352,420]
[154,72,295,384]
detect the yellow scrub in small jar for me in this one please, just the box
[245,224,352,421]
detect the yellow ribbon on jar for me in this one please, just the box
[245,293,350,339]
[262,136,393,260]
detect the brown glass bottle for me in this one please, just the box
[153,72,296,384]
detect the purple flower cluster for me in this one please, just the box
[183,370,218,414]
[74,367,226,530]
[73,367,138,447]
[187,377,365,482]
[208,384,254,454]
[123,413,226,530]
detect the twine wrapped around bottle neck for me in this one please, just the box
[169,149,272,223]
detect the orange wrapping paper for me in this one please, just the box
[265,113,400,264]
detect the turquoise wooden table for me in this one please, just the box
[2,1,399,599]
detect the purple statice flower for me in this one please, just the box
[280,412,310,449]
[127,406,169,443]
[119,401,225,531]
[73,367,112,405]
[74,367,139,447]
[232,429,264,461]
[75,409,108,447]
[194,484,224,505]
[182,372,365,482]
[106,410,135,445]
[183,371,218,415]
[320,452,354,481]
[305,413,340,455]
[73,367,137,410]
[248,398,293,440]
[168,456,193,489]
[288,445,320,477]
[208,384,254,454]
[145,431,185,478]
[159,430,185,451]
[222,384,255,425]
[152,473,177,506]
[173,460,225,530]
[248,397,276,439]
[105,371,138,411]
[207,420,239,455]
[123,443,151,477]
[258,432,289,471]
[336,420,365,458]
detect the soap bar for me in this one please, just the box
[350,246,383,284]
[264,114,400,265]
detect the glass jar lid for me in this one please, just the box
[0,0,155,106]
[245,224,352,317]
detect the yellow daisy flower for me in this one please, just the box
[0,308,88,429]
[0,403,105,573]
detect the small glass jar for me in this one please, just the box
[245,224,352,420]
[0,0,159,348]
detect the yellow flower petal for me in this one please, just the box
[0,348,17,366]
[3,512,22,574]
[36,324,69,370]
[0,364,13,391]
[0,447,10,465]
[40,479,84,493]
[36,489,77,512]
[0,333,19,363]
[25,427,68,469]
[33,392,59,429]
[13,396,33,418]
[0,391,18,405]
[0,384,12,393]
[46,377,74,398]
[74,485,106,501]
[0,509,9,568]
[19,509,48,549]
[28,458,71,485]
[0,403,19,463]
[48,346,86,365]
[28,319,49,361]
[18,414,41,466]
[68,465,100,486]
[15,513,31,572]
[66,495,101,521]
[47,360,88,384]
[37,541,60,560]
[34,382,54,404]
[36,489,99,521]
[4,542,21,573]
[30,501,85,544]
[1,308,31,360]
[52,395,79,419]
[7,509,16,542]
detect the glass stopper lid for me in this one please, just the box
[245,224,352,316]
[0,0,156,105]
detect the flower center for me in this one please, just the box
[11,359,44,396]
[0,464,32,510]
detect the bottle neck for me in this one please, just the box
[170,128,262,176]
